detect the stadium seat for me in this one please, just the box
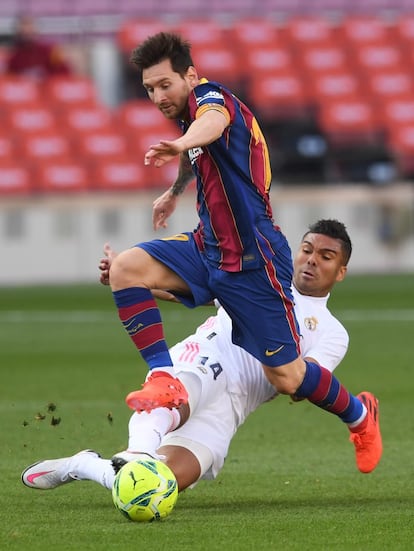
[306,72,362,106]
[33,160,90,193]
[365,71,414,103]
[90,158,154,191]
[242,44,293,77]
[5,105,57,135]
[117,19,171,54]
[337,15,392,46]
[283,16,338,49]
[19,132,73,164]
[0,76,41,108]
[379,97,414,128]
[247,70,309,119]
[74,131,130,163]
[0,134,18,164]
[190,43,242,89]
[59,105,114,134]
[317,97,381,145]
[172,19,226,47]
[43,76,98,109]
[295,44,352,78]
[229,17,280,50]
[115,99,179,135]
[349,44,406,75]
[0,162,32,195]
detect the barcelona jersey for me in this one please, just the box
[179,79,278,272]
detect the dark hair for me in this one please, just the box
[303,219,352,265]
[130,32,193,76]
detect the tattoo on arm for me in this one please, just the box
[170,153,194,196]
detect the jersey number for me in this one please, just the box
[209,362,223,380]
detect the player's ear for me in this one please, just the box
[335,265,347,282]
[186,66,198,87]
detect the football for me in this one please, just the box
[112,459,178,522]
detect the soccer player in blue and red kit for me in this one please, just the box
[106,32,381,473]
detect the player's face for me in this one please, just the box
[142,59,198,120]
[293,233,347,297]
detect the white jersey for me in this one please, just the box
[161,286,349,482]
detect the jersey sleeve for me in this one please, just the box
[302,322,349,373]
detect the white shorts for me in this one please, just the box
[161,335,237,484]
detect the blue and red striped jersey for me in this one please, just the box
[179,79,279,272]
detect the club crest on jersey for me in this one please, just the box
[304,316,318,331]
[188,146,203,164]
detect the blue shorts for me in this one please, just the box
[137,232,301,367]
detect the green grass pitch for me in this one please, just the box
[1,274,413,550]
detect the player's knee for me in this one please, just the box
[262,357,306,395]
[110,249,146,289]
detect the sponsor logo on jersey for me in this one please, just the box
[188,146,203,164]
[196,90,224,105]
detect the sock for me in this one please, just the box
[113,287,173,371]
[69,455,114,490]
[295,360,366,425]
[127,408,181,454]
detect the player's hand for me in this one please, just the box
[152,190,178,230]
[99,242,117,285]
[144,140,184,167]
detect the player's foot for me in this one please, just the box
[125,372,188,413]
[111,451,155,474]
[349,392,382,473]
[21,449,100,489]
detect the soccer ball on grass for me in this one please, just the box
[112,459,178,522]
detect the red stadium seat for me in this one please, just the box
[317,97,381,144]
[0,134,18,164]
[0,76,41,108]
[338,16,392,46]
[0,162,32,195]
[380,97,414,127]
[117,19,171,54]
[295,44,352,77]
[5,105,57,135]
[283,16,338,49]
[242,44,293,77]
[19,132,73,163]
[74,131,130,162]
[190,43,243,88]
[90,158,154,191]
[59,105,114,134]
[115,99,179,135]
[44,76,98,109]
[350,44,406,75]
[172,19,226,47]
[33,160,90,193]
[307,72,362,106]
[365,71,414,103]
[231,17,279,44]
[247,70,309,119]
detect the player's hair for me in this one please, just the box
[130,32,193,76]
[303,219,352,265]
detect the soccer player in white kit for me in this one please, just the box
[21,219,381,494]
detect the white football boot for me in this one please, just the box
[21,449,100,489]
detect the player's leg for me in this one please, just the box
[215,263,382,474]
[158,444,206,491]
[115,235,213,412]
[21,449,116,490]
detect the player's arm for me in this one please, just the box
[152,153,194,229]
[145,108,229,168]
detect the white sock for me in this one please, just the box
[151,366,176,377]
[127,407,181,454]
[69,455,115,490]
[348,404,368,429]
